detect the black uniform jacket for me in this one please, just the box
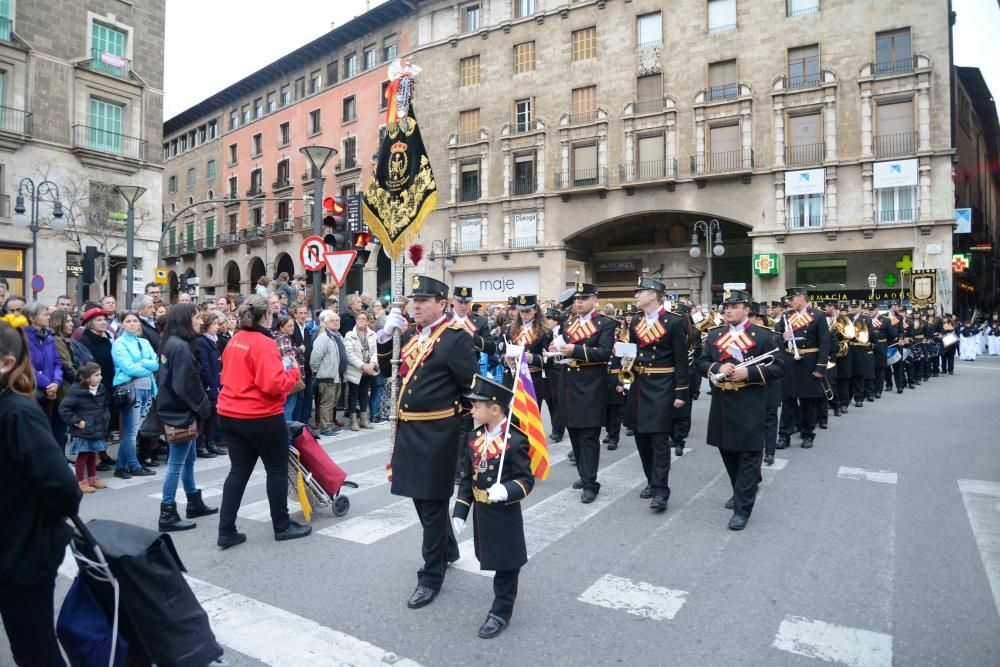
[503,321,549,404]
[558,312,616,429]
[453,422,534,572]
[697,322,785,451]
[828,317,852,380]
[451,313,498,356]
[623,308,690,434]
[381,319,480,500]
[759,326,784,409]
[869,314,894,369]
[848,314,875,379]
[774,307,830,398]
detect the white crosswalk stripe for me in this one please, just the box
[957,479,1000,621]
[837,466,898,485]
[578,574,688,620]
[772,615,893,667]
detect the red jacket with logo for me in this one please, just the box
[218,328,300,419]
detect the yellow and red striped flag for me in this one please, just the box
[512,352,550,480]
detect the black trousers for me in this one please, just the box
[780,397,818,438]
[690,370,703,400]
[849,375,865,403]
[836,378,852,407]
[884,364,894,389]
[605,402,623,442]
[673,391,695,444]
[412,498,459,590]
[491,569,520,621]
[929,350,940,375]
[634,432,671,497]
[903,358,916,386]
[346,375,372,415]
[568,427,601,493]
[548,374,565,437]
[720,449,762,519]
[764,406,779,456]
[817,393,828,422]
[874,368,885,395]
[864,378,876,399]
[0,575,62,667]
[893,361,906,389]
[219,414,290,533]
[942,347,956,373]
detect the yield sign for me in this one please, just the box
[324,250,357,288]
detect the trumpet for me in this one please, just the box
[710,349,780,385]
[619,354,637,384]
[782,313,802,361]
[819,372,835,401]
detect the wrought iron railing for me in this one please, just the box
[785,143,825,166]
[86,47,131,77]
[787,56,821,89]
[874,131,917,158]
[568,110,599,125]
[708,22,736,34]
[0,106,32,136]
[73,124,147,159]
[620,158,678,182]
[874,56,917,77]
[554,167,609,189]
[217,232,241,247]
[270,220,295,234]
[788,214,824,229]
[690,148,754,174]
[272,177,291,190]
[707,83,739,101]
[878,208,918,224]
[509,235,537,248]
[512,119,539,134]
[509,178,537,196]
[457,131,480,144]
[634,98,667,114]
[460,183,481,202]
[455,240,481,252]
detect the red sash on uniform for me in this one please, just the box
[715,322,755,361]
[632,308,667,346]
[453,316,478,335]
[565,315,597,343]
[512,326,537,345]
[788,310,813,331]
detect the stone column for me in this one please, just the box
[860,86,873,158]
[773,101,786,169]
[862,164,874,225]
[918,158,931,221]
[917,78,932,152]
[481,214,490,250]
[825,167,838,227]
[824,91,837,161]
[537,208,545,244]
[502,144,511,196]
[536,133,546,192]
[503,211,511,247]
[449,157,457,204]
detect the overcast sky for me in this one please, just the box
[163,0,1000,120]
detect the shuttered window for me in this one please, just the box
[572,86,597,117]
[459,109,480,141]
[709,124,740,154]
[636,74,662,101]
[88,98,123,153]
[876,101,914,136]
[637,134,665,165]
[460,55,480,86]
[514,42,535,73]
[788,113,821,147]
[571,27,596,61]
[91,22,126,75]
[572,143,598,185]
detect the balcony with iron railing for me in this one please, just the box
[335,155,359,171]
[785,143,825,166]
[787,215,824,230]
[0,107,32,136]
[201,235,217,251]
[457,131,480,144]
[690,148,755,176]
[554,167,609,189]
[509,178,537,196]
[459,182,481,202]
[633,97,668,114]
[84,47,132,78]
[706,83,739,102]
[877,208,918,224]
[270,220,295,235]
[72,124,148,162]
[873,56,917,77]
[874,131,917,158]
[217,232,241,247]
[512,119,540,134]
[787,57,821,89]
[245,184,264,198]
[242,226,267,242]
[455,240,482,253]
[272,177,291,191]
[568,110,599,125]
[509,235,537,249]
[620,158,678,183]
[294,215,313,231]
[181,237,197,255]
[708,22,736,34]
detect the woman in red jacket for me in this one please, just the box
[216,295,309,549]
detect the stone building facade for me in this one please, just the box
[0,0,164,303]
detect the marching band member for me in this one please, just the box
[603,311,628,451]
[671,299,701,457]
[775,287,830,449]
[622,278,689,512]
[884,303,902,394]
[503,295,549,408]
[376,276,480,610]
[925,308,944,377]
[750,302,783,465]
[452,375,533,639]
[847,300,875,407]
[910,313,928,383]
[697,289,784,530]
[825,301,853,415]
[543,305,568,444]
[550,282,615,504]
[867,302,891,399]
[959,319,980,361]
[940,313,959,374]
[988,314,1000,356]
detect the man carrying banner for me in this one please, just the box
[550,282,615,503]
[622,277,689,511]
[376,276,480,610]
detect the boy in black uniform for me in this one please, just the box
[453,375,534,639]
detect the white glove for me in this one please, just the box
[487,483,508,502]
[451,517,466,535]
[376,309,408,343]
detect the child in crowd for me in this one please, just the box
[452,375,533,639]
[59,362,111,493]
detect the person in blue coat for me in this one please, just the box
[112,312,159,479]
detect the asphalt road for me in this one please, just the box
[5,356,1000,666]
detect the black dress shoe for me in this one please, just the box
[855,401,864,408]
[478,613,508,639]
[606,440,618,451]
[548,433,563,443]
[567,451,576,464]
[581,489,597,504]
[818,421,828,430]
[724,497,735,510]
[908,383,916,389]
[840,405,849,414]
[274,521,311,542]
[801,437,814,449]
[217,532,247,550]
[833,406,842,417]
[897,388,904,394]
[129,467,156,477]
[776,437,790,450]
[875,392,882,399]
[601,435,610,444]
[113,469,132,480]
[764,454,774,466]
[650,496,667,512]
[196,445,217,459]
[674,445,684,456]
[625,429,634,437]
[407,585,438,609]
[866,396,875,402]
[572,479,584,490]
[639,484,653,499]
[728,514,748,531]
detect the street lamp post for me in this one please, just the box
[689,218,726,306]
[300,145,337,320]
[113,185,147,310]
[12,178,65,300]
[427,239,454,282]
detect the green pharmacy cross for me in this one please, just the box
[884,274,898,287]
[895,254,913,274]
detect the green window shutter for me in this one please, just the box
[91,22,126,75]
[186,222,195,251]
[168,228,176,255]
[0,0,11,41]
[88,98,123,153]
[205,217,215,248]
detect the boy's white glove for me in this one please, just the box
[487,483,508,502]
[451,517,466,535]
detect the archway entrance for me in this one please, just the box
[224,261,241,296]
[167,270,178,303]
[565,211,753,307]
[274,252,295,280]
[248,257,266,290]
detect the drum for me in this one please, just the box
[887,346,901,365]
[941,332,959,348]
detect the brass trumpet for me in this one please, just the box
[709,349,779,384]
[619,355,637,385]
[782,313,802,361]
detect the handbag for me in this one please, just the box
[162,420,198,444]
[110,380,136,410]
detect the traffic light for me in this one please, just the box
[323,196,349,249]
[179,274,188,292]
[353,231,371,248]
[81,246,101,285]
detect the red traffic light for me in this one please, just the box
[353,232,372,248]
[323,196,345,214]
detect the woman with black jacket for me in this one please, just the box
[78,307,119,468]
[0,317,82,665]
[155,304,217,531]
[195,311,226,457]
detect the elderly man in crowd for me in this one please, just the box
[311,310,347,436]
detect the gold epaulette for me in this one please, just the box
[449,321,466,331]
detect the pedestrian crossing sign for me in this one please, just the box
[753,253,780,276]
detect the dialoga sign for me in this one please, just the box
[451,268,540,302]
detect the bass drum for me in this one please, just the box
[887,346,901,366]
[941,332,959,348]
